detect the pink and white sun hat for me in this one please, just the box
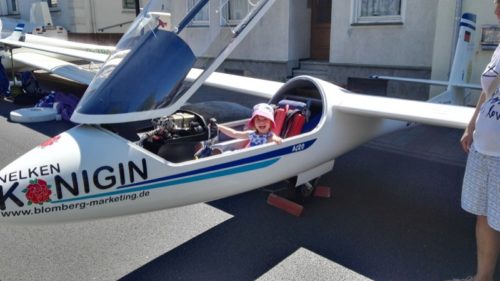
[248,103,275,129]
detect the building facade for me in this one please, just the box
[4,0,498,101]
[168,0,439,100]
[4,0,140,44]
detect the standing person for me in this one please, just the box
[453,2,500,281]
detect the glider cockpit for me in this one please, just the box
[103,76,326,164]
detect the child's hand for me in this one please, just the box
[272,135,282,144]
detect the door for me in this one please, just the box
[310,0,332,60]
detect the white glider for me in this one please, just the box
[0,0,474,224]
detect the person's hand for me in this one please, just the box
[460,128,473,153]
[272,135,282,144]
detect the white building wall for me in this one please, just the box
[66,0,92,33]
[17,0,40,21]
[174,0,292,62]
[229,1,288,61]
[288,0,311,63]
[429,0,456,90]
[89,0,136,33]
[13,0,304,63]
[15,0,136,34]
[330,1,437,67]
[62,0,137,34]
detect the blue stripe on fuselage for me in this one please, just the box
[52,158,279,203]
[117,139,316,190]
[51,139,316,204]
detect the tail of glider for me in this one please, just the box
[370,13,480,105]
[448,13,476,87]
[30,2,53,28]
[6,23,25,41]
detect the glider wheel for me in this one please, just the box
[282,177,321,203]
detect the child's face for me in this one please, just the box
[253,115,272,134]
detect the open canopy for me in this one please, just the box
[71,0,275,124]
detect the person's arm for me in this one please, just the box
[218,124,250,139]
[270,133,282,144]
[461,91,487,153]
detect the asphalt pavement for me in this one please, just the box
[0,93,496,281]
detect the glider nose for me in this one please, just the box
[0,132,80,222]
[0,124,150,224]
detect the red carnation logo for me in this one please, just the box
[23,179,52,205]
[40,135,61,148]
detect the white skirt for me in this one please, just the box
[462,146,500,231]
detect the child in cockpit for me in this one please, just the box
[217,103,282,146]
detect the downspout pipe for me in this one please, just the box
[89,0,96,33]
[135,0,140,16]
[449,0,463,74]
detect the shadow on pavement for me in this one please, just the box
[120,147,488,281]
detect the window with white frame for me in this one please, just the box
[187,0,210,26]
[352,0,404,25]
[220,0,250,26]
[481,25,500,50]
[8,0,18,14]
[45,0,58,9]
[123,0,135,10]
